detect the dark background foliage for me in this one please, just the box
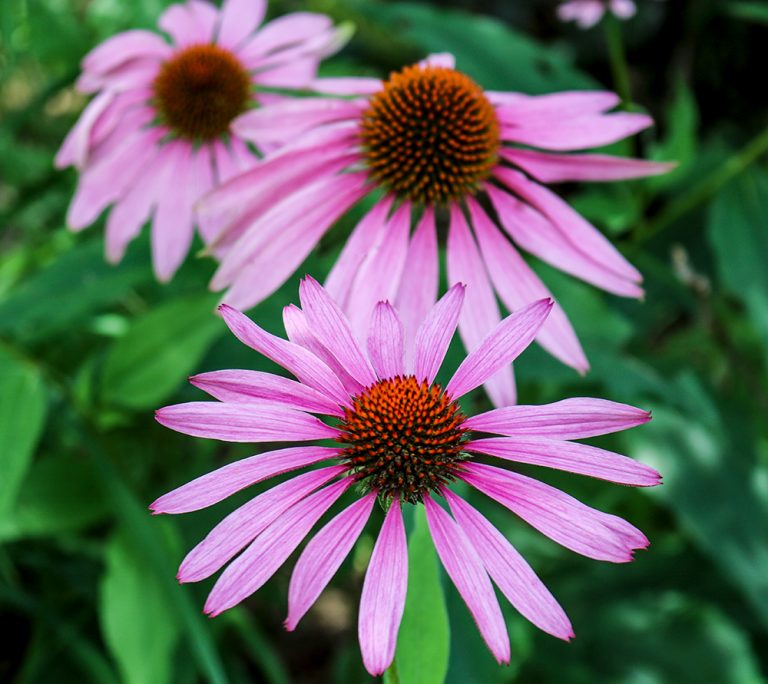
[1,0,768,682]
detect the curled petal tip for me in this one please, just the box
[283,618,297,632]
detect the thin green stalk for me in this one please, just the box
[633,125,768,245]
[383,660,401,684]
[604,16,632,107]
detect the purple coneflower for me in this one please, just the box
[201,53,673,405]
[57,0,344,280]
[154,277,659,675]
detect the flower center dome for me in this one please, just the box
[337,376,467,504]
[360,64,500,205]
[153,44,251,141]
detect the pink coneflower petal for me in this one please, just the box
[611,0,637,20]
[81,30,171,74]
[204,478,352,616]
[159,0,218,47]
[325,195,395,309]
[557,1,606,28]
[414,283,465,385]
[190,369,344,416]
[151,446,340,514]
[420,52,456,68]
[424,496,510,664]
[495,168,643,284]
[299,276,378,387]
[462,462,649,563]
[500,112,653,151]
[55,91,114,169]
[155,401,339,443]
[218,0,266,49]
[464,398,652,439]
[468,197,588,373]
[443,489,574,641]
[367,302,405,380]
[489,90,620,118]
[311,76,384,95]
[466,437,662,486]
[286,493,377,630]
[359,501,408,676]
[241,12,333,60]
[395,207,439,365]
[447,204,516,406]
[218,304,349,405]
[178,465,347,582]
[503,149,677,183]
[445,299,553,401]
[282,305,364,396]
[346,203,411,339]
[486,185,644,298]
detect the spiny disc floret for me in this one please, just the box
[360,64,500,204]
[337,376,467,504]
[153,44,251,141]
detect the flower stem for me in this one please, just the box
[383,661,401,684]
[633,125,768,245]
[604,16,632,107]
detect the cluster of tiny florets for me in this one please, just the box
[337,375,468,504]
[360,65,500,204]
[153,44,251,141]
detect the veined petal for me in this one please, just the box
[178,465,346,582]
[299,276,378,387]
[489,90,620,119]
[151,446,341,514]
[502,148,676,183]
[218,304,349,405]
[466,436,661,486]
[286,493,376,630]
[468,197,588,373]
[218,0,266,49]
[155,401,339,443]
[367,302,405,380]
[359,501,408,676]
[204,478,352,615]
[424,496,510,664]
[444,489,573,640]
[461,462,649,563]
[414,283,465,385]
[190,369,344,416]
[464,398,652,439]
[445,299,553,401]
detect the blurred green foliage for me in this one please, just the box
[1,0,768,682]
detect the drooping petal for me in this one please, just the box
[190,370,344,416]
[367,302,405,380]
[239,12,332,61]
[159,0,218,47]
[218,0,266,49]
[446,204,516,406]
[299,276,378,387]
[413,283,465,385]
[395,207,438,370]
[489,90,619,118]
[466,437,661,486]
[151,446,341,514]
[461,462,649,563]
[463,398,652,440]
[443,489,573,640]
[445,299,553,401]
[204,478,352,616]
[286,493,376,630]
[155,401,339,443]
[55,91,114,169]
[502,148,676,183]
[178,465,346,582]
[218,304,349,405]
[423,496,510,664]
[468,197,588,373]
[311,76,384,96]
[487,184,643,298]
[81,30,171,75]
[358,501,408,676]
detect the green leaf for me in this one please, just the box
[100,524,181,684]
[100,293,223,409]
[390,506,450,684]
[0,237,151,343]
[0,453,110,540]
[0,346,47,517]
[727,1,768,25]
[362,2,596,92]
[707,168,768,363]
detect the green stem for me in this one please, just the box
[604,16,632,107]
[383,660,401,684]
[633,125,768,245]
